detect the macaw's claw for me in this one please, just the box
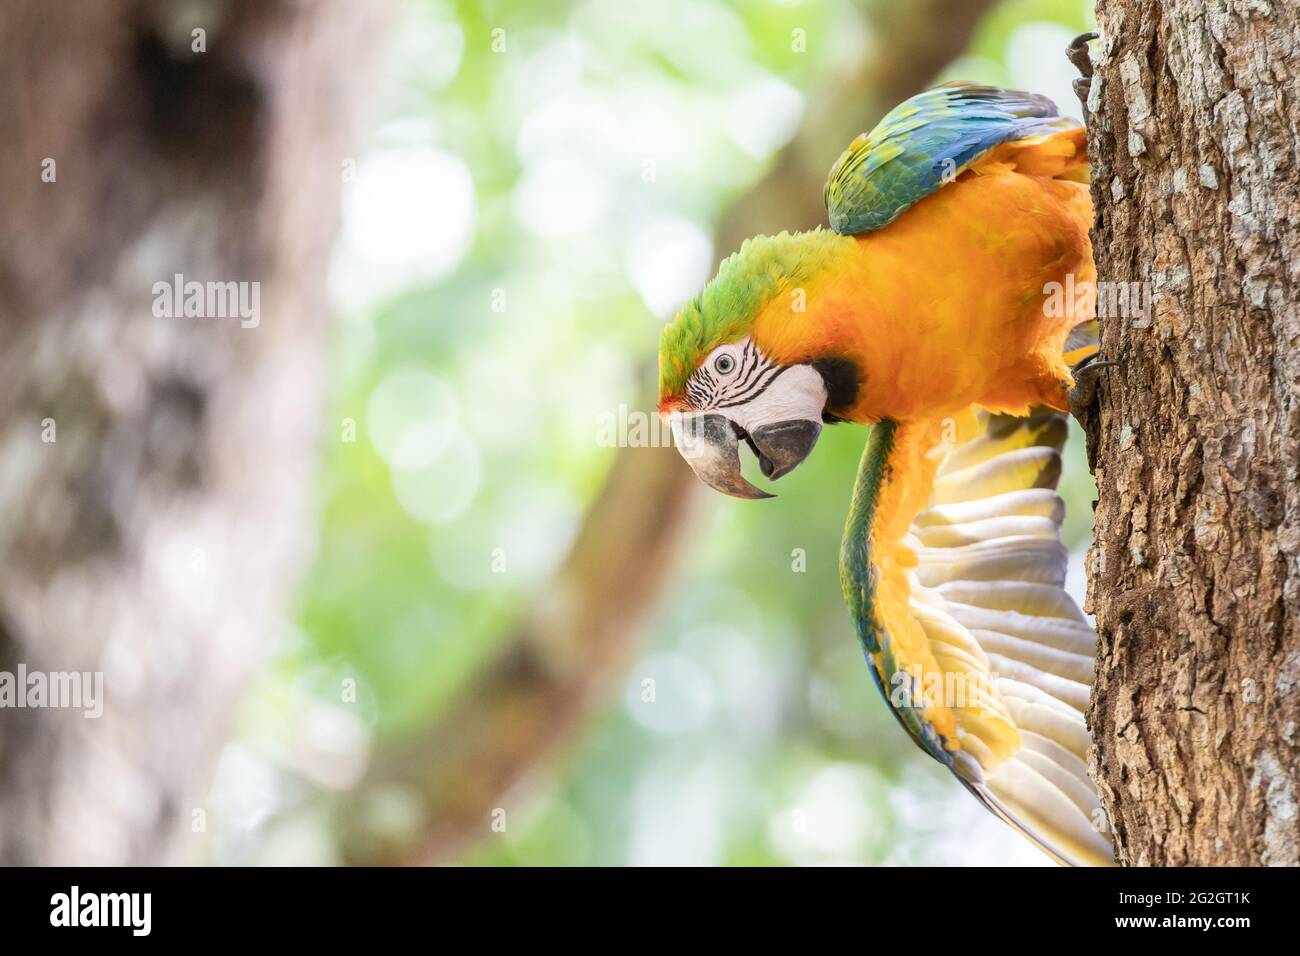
[1067,31,1099,116]
[1068,32,1098,78]
[1073,77,1092,110]
[1068,355,1119,423]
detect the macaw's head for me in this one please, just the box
[658,230,859,499]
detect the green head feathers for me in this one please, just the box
[658,228,848,400]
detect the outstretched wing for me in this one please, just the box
[842,408,1113,867]
[824,82,1082,235]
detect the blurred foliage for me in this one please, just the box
[217,0,1097,866]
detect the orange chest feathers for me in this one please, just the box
[754,160,1094,423]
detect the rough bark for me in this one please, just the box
[342,0,1002,867]
[0,0,387,864]
[1084,0,1300,865]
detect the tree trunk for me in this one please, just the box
[0,0,386,864]
[1085,0,1300,865]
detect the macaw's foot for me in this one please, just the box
[1067,353,1118,423]
[1068,31,1099,116]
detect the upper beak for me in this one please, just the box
[669,412,821,500]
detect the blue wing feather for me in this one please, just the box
[824,82,1077,235]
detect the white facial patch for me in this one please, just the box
[685,337,827,427]
[724,363,827,433]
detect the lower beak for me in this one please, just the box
[670,413,821,500]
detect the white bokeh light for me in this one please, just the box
[491,483,580,584]
[366,367,459,464]
[394,7,465,91]
[769,764,886,864]
[624,651,716,735]
[516,90,623,171]
[458,348,540,453]
[390,428,481,526]
[625,218,713,318]
[1006,21,1085,120]
[513,153,612,238]
[332,145,476,312]
[682,624,785,739]
[887,763,1053,866]
[721,71,805,159]
[629,761,726,866]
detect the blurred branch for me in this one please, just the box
[342,0,1002,867]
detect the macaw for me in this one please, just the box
[657,82,1113,866]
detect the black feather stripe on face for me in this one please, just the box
[716,363,786,409]
[685,342,855,418]
[687,339,784,410]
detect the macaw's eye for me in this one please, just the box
[714,353,736,374]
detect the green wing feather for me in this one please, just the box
[841,420,955,766]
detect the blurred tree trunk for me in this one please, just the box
[1084,0,1300,865]
[0,0,386,864]
[344,0,1003,867]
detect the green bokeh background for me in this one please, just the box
[215,0,1099,866]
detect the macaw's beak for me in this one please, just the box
[669,412,821,500]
